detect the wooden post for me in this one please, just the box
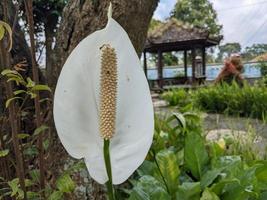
[184,50,187,78]
[202,47,206,76]
[158,50,163,88]
[143,51,148,78]
[192,47,196,83]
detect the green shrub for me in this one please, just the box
[193,83,267,119]
[161,89,191,107]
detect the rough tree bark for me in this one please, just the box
[51,0,159,87]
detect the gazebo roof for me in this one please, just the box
[145,18,222,53]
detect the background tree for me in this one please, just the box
[216,42,241,62]
[20,0,68,85]
[242,43,267,61]
[171,0,222,36]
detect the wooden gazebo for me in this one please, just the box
[143,18,222,89]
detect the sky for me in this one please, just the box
[153,0,267,48]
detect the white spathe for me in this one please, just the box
[53,14,154,184]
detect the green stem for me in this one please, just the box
[104,139,116,200]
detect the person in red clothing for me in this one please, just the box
[215,54,244,86]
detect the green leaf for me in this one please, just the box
[26,191,40,199]
[56,174,75,193]
[17,133,30,139]
[0,149,9,157]
[5,97,23,108]
[210,179,239,196]
[128,176,171,200]
[13,90,26,95]
[156,149,180,195]
[200,168,223,189]
[200,188,220,200]
[176,182,201,200]
[26,77,35,88]
[31,84,51,92]
[33,125,49,136]
[137,160,162,183]
[128,187,150,200]
[8,178,24,199]
[29,169,40,184]
[48,191,63,200]
[0,24,5,40]
[256,164,267,190]
[184,131,209,180]
[173,112,186,129]
[0,21,12,51]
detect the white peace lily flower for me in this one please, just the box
[53,4,154,185]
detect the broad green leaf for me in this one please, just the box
[256,164,267,190]
[128,175,171,200]
[137,160,162,183]
[48,191,63,200]
[56,174,75,193]
[200,188,220,200]
[0,21,12,51]
[176,182,201,200]
[210,179,239,196]
[0,149,9,157]
[128,187,150,200]
[184,131,209,180]
[31,84,51,92]
[200,168,223,189]
[156,149,180,195]
[260,191,267,200]
[33,125,49,136]
[5,97,22,108]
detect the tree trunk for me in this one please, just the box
[45,25,54,86]
[51,0,159,87]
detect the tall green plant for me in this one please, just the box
[127,111,267,200]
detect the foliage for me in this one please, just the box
[0,20,12,51]
[171,0,222,36]
[257,62,267,76]
[0,68,81,199]
[21,0,68,34]
[161,89,191,107]
[127,111,267,200]
[242,44,267,61]
[217,43,241,62]
[193,83,267,120]
[162,83,267,120]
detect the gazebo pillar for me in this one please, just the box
[202,47,206,76]
[143,51,147,77]
[157,50,163,88]
[192,47,196,83]
[184,50,187,78]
